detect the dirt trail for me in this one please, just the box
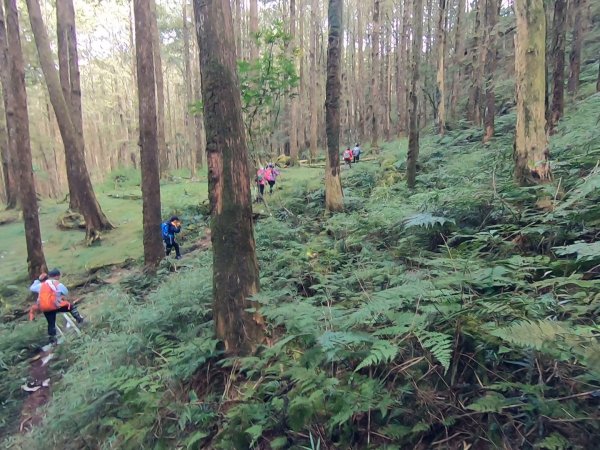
[19,350,52,433]
[17,227,213,433]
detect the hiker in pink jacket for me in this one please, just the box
[264,163,280,194]
[255,166,266,201]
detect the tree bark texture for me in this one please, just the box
[370,0,380,150]
[449,0,466,119]
[0,1,18,208]
[56,0,84,210]
[482,0,499,143]
[249,0,258,60]
[26,0,113,240]
[289,0,299,165]
[149,0,168,176]
[309,0,319,161]
[467,0,483,124]
[549,0,567,133]
[4,0,47,278]
[134,0,164,270]
[514,0,551,185]
[194,0,264,356]
[183,0,196,176]
[406,0,423,189]
[325,0,344,212]
[435,0,447,135]
[567,0,586,96]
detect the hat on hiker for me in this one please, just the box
[170,216,179,222]
[48,268,61,278]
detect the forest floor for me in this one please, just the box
[1,94,599,449]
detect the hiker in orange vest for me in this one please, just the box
[29,269,84,345]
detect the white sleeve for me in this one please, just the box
[58,283,69,296]
[29,280,41,294]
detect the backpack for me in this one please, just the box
[38,280,59,312]
[161,222,170,240]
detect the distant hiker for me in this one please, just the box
[352,143,362,163]
[29,269,84,345]
[162,216,182,259]
[255,166,266,201]
[264,163,280,194]
[343,148,353,168]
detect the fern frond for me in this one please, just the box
[414,330,453,373]
[402,213,455,229]
[355,339,398,372]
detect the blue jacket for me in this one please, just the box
[163,221,181,243]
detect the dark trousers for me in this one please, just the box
[44,304,82,340]
[258,183,265,196]
[353,155,360,163]
[165,239,181,257]
[268,180,275,193]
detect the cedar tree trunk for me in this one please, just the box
[134,0,164,270]
[370,0,380,151]
[325,0,344,212]
[549,0,567,133]
[4,0,46,278]
[406,0,423,188]
[0,1,18,208]
[483,0,499,143]
[514,0,551,185]
[193,0,264,355]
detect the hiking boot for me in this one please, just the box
[49,336,58,346]
[175,255,182,260]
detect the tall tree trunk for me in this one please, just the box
[370,0,380,151]
[4,0,46,278]
[56,0,84,210]
[549,0,567,133]
[149,0,168,176]
[249,0,258,60]
[435,0,447,135]
[514,0,551,185]
[134,0,163,270]
[0,1,18,208]
[26,0,113,241]
[482,0,499,143]
[194,0,264,356]
[449,0,465,119]
[406,0,423,189]
[467,0,483,124]
[356,3,365,141]
[567,0,586,96]
[325,0,344,212]
[289,0,299,165]
[309,0,318,161]
[183,0,196,176]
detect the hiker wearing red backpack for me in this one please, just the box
[29,269,84,345]
[255,166,266,201]
[343,148,353,168]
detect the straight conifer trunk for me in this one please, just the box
[4,0,46,278]
[567,0,586,96]
[325,0,344,212]
[0,1,18,208]
[193,0,264,356]
[370,0,380,151]
[149,0,168,176]
[134,0,164,270]
[26,0,113,241]
[514,0,551,185]
[289,0,299,165]
[449,0,465,120]
[309,0,318,161]
[406,0,423,188]
[483,0,499,143]
[549,0,567,133]
[435,0,447,135]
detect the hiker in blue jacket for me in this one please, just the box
[162,216,182,259]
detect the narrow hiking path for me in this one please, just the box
[16,227,214,434]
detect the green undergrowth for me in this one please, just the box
[2,95,600,449]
